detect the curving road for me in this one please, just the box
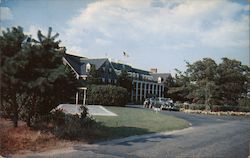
[20,111,250,158]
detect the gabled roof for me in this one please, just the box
[64,53,152,77]
[111,62,151,76]
[111,62,133,72]
[80,58,108,75]
[83,58,107,70]
[63,53,85,75]
[64,53,108,76]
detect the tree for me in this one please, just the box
[217,58,247,105]
[118,69,132,101]
[22,27,77,126]
[0,26,77,127]
[86,65,101,84]
[185,58,220,104]
[0,26,29,127]
[168,58,249,106]
[167,69,190,102]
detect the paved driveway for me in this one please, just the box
[54,104,117,116]
[18,111,250,158]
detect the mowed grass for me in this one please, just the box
[91,106,190,141]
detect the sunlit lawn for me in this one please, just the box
[91,106,190,141]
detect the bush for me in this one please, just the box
[238,98,250,107]
[182,103,250,112]
[87,85,128,106]
[50,108,96,139]
[189,104,206,110]
[210,105,250,112]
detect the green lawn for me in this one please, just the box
[89,106,189,141]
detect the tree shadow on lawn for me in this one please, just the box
[86,125,153,143]
[84,124,178,146]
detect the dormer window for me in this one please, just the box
[86,63,91,72]
[158,77,162,83]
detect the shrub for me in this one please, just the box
[87,85,128,106]
[238,98,250,107]
[50,107,96,139]
[189,104,206,110]
[210,105,250,112]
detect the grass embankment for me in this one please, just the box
[0,118,75,156]
[0,107,189,155]
[92,106,189,141]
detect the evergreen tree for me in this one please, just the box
[0,26,77,127]
[0,27,28,127]
[86,65,101,84]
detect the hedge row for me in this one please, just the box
[210,105,250,112]
[181,104,250,112]
[86,85,128,106]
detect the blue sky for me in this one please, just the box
[1,0,249,74]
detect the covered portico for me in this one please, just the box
[131,80,164,103]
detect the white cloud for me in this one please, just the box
[0,7,13,20]
[62,0,249,67]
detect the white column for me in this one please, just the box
[131,81,134,102]
[152,84,155,95]
[156,84,158,97]
[162,85,164,97]
[139,82,143,102]
[159,85,162,98]
[148,83,151,94]
[144,82,147,99]
[83,89,86,106]
[135,81,138,102]
[76,91,79,105]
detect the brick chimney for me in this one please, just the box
[150,68,157,73]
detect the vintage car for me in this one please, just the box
[154,97,180,111]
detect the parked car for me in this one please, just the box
[143,97,180,111]
[155,97,180,111]
[143,98,156,108]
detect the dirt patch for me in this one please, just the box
[0,118,81,157]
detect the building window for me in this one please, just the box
[86,63,91,72]
[102,67,105,72]
[114,79,117,84]
[109,68,112,73]
[108,79,111,83]
[102,78,105,83]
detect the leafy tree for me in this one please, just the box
[168,58,249,106]
[217,58,247,105]
[185,58,220,104]
[118,69,132,101]
[167,69,190,102]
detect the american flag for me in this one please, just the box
[123,51,129,58]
